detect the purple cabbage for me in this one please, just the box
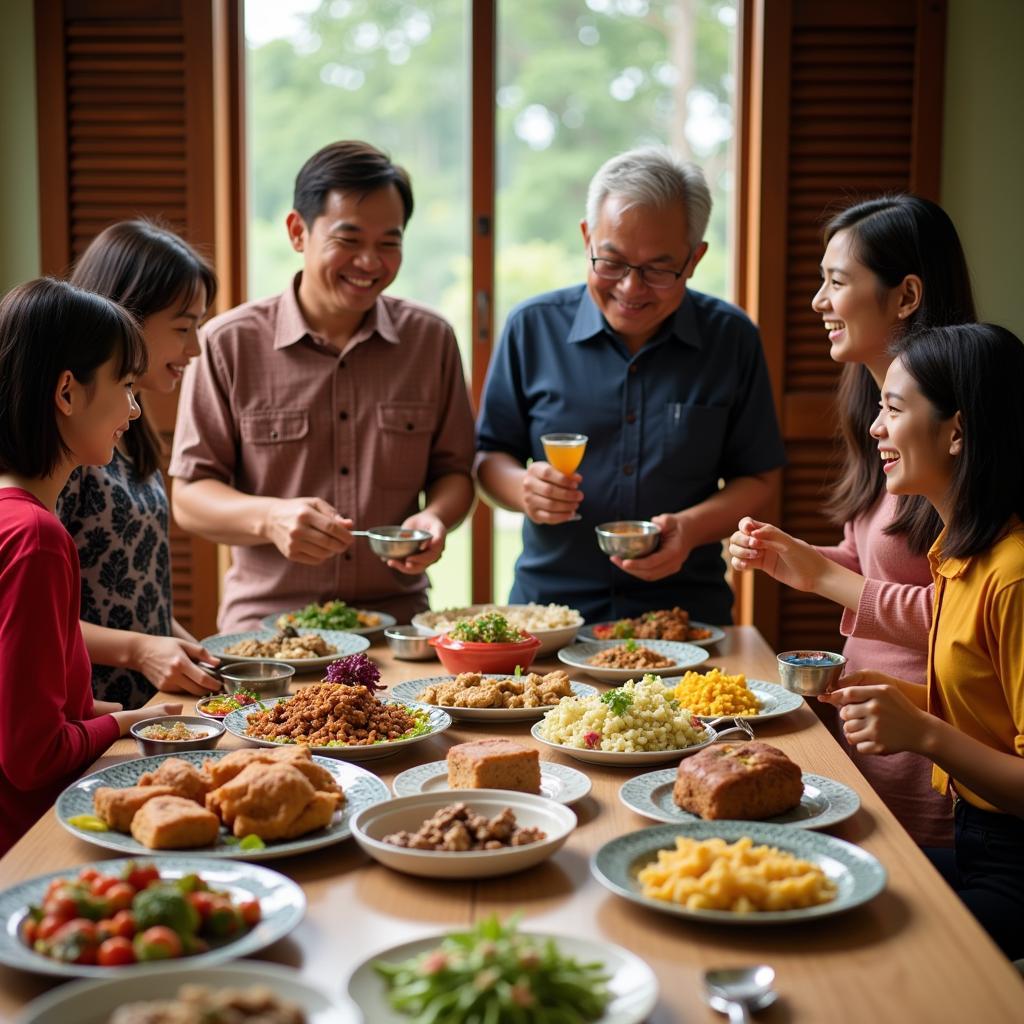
[324,652,385,690]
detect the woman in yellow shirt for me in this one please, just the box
[822,322,1024,959]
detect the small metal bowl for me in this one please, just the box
[365,526,431,559]
[777,650,847,696]
[595,520,661,559]
[130,715,224,757]
[218,660,295,697]
[384,625,437,661]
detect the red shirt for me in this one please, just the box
[0,488,119,855]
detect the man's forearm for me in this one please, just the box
[474,451,527,513]
[676,471,776,548]
[171,478,274,547]
[423,473,476,528]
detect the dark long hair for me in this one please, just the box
[70,219,217,478]
[822,195,976,554]
[893,323,1024,558]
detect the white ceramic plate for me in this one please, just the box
[579,619,726,648]
[261,608,396,637]
[55,750,391,859]
[389,675,599,722]
[411,604,584,656]
[619,770,861,830]
[591,821,886,925]
[223,695,452,761]
[531,717,754,767]
[16,960,357,1024]
[351,790,576,879]
[392,759,592,805]
[557,639,709,682]
[200,628,370,670]
[347,930,658,1024]
[0,857,305,978]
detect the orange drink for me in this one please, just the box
[541,433,588,475]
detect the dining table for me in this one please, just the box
[1,625,1022,1022]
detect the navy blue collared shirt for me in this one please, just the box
[476,284,785,624]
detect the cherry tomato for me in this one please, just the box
[95,919,115,943]
[21,919,38,946]
[204,900,242,938]
[52,919,97,945]
[124,863,161,892]
[238,899,261,927]
[104,882,135,913]
[36,915,64,941]
[77,867,102,886]
[186,890,216,920]
[91,875,121,897]
[42,894,78,923]
[109,909,136,940]
[97,936,136,967]
[48,919,99,964]
[133,925,182,961]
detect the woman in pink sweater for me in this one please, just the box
[729,196,976,846]
[0,279,181,855]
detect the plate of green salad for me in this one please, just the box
[261,601,395,636]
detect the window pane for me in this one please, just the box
[492,0,738,603]
[245,0,472,609]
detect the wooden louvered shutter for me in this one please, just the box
[737,0,946,650]
[34,0,245,640]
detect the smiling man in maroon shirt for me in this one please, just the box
[170,141,475,631]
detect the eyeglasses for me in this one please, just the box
[588,248,689,289]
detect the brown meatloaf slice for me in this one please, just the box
[673,741,803,820]
[446,738,541,794]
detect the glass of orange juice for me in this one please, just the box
[540,432,588,521]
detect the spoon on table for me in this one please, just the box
[704,966,777,1023]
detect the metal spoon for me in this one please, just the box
[704,966,777,1023]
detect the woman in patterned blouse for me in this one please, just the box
[59,220,221,709]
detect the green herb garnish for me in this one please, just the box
[238,834,266,851]
[600,688,634,716]
[289,600,360,630]
[514,664,523,678]
[611,619,636,639]
[448,612,524,644]
[624,637,638,653]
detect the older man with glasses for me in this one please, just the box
[475,146,785,625]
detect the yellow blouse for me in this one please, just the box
[927,519,1024,811]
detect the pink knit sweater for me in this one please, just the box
[816,493,953,847]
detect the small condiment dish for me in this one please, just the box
[595,520,661,559]
[354,526,431,559]
[130,715,224,756]
[384,625,437,661]
[218,660,295,697]
[777,650,847,696]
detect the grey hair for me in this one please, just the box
[585,146,712,252]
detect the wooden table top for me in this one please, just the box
[1,626,1021,1022]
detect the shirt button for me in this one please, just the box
[623,464,634,476]
[339,360,346,369]
[406,422,415,431]
[625,411,636,425]
[269,429,279,440]
[339,466,349,476]
[344,552,352,561]
[339,411,348,421]
[629,364,638,375]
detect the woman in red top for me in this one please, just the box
[0,278,182,855]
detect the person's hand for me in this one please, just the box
[521,461,582,524]
[263,497,354,564]
[91,699,123,717]
[728,516,831,592]
[819,683,928,755]
[134,635,222,696]
[612,513,693,582]
[817,668,906,696]
[112,703,185,737]
[387,511,447,573]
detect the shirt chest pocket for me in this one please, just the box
[376,402,434,490]
[240,409,310,444]
[660,403,730,480]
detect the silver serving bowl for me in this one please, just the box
[130,715,224,757]
[364,526,431,559]
[777,650,847,696]
[595,520,661,559]
[218,659,296,697]
[384,625,437,661]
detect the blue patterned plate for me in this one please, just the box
[389,675,598,721]
[54,749,390,859]
[592,821,886,925]
[0,857,304,978]
[199,629,370,670]
[392,759,592,805]
[223,696,452,761]
[619,770,860,829]
[557,640,709,682]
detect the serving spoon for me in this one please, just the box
[704,965,777,1023]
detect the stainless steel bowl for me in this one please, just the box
[595,520,661,559]
[130,715,224,757]
[777,650,847,696]
[218,659,295,697]
[384,625,437,661]
[365,526,431,559]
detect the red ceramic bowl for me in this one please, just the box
[428,631,542,674]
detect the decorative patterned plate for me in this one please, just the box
[389,676,599,721]
[223,695,452,761]
[347,931,658,1024]
[556,640,709,682]
[55,750,390,859]
[591,821,886,925]
[579,620,726,649]
[0,857,305,978]
[199,628,369,670]
[260,608,396,637]
[392,759,593,805]
[618,770,861,830]
[666,678,803,723]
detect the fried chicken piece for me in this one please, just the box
[93,784,177,832]
[130,795,220,849]
[202,745,313,789]
[206,762,341,841]
[138,757,212,805]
